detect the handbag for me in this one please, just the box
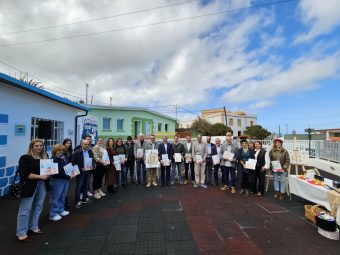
[9,168,23,198]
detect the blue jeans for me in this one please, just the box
[16,180,46,237]
[222,166,236,187]
[117,164,127,186]
[171,162,183,183]
[50,178,69,217]
[136,160,146,183]
[273,172,287,193]
[75,171,92,203]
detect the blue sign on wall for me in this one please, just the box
[15,124,25,136]
[0,114,8,124]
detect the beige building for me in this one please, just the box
[179,108,257,137]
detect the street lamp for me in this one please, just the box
[305,128,315,157]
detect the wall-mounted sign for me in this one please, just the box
[15,125,25,136]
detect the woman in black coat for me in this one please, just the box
[253,141,270,196]
[16,139,50,241]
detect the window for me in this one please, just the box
[145,122,151,135]
[237,119,241,127]
[229,118,233,126]
[31,117,64,150]
[117,119,124,131]
[103,117,111,130]
[158,123,162,132]
[165,124,168,132]
[250,121,254,126]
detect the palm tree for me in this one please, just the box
[19,72,43,89]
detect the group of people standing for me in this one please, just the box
[15,132,290,242]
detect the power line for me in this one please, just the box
[0,0,296,47]
[0,0,199,36]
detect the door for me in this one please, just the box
[134,121,141,138]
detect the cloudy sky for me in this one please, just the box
[0,0,339,134]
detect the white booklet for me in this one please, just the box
[137,148,144,158]
[271,160,283,172]
[118,154,126,164]
[102,152,110,166]
[162,154,170,166]
[113,156,121,171]
[40,159,58,175]
[223,151,235,161]
[185,153,192,163]
[212,155,220,165]
[84,158,93,171]
[174,153,182,163]
[64,163,80,177]
[145,150,159,168]
[245,159,257,170]
[195,154,203,162]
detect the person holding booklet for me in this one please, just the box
[205,135,216,186]
[158,135,174,187]
[221,136,238,193]
[236,140,255,196]
[62,138,73,209]
[115,138,128,188]
[269,138,290,200]
[16,139,50,242]
[124,136,135,184]
[92,137,109,199]
[212,138,222,186]
[72,139,95,208]
[171,135,185,185]
[145,135,159,187]
[183,135,195,185]
[49,144,72,221]
[192,135,208,188]
[253,141,270,196]
[134,133,149,185]
[105,138,117,193]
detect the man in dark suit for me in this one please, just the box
[158,135,174,187]
[72,139,95,208]
[205,135,216,185]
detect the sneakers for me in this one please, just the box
[59,211,70,217]
[239,189,245,195]
[93,191,101,199]
[231,187,236,194]
[201,184,208,189]
[152,181,158,186]
[49,215,62,221]
[193,183,199,188]
[146,182,151,188]
[245,189,250,196]
[87,191,93,197]
[82,198,93,204]
[220,185,228,191]
[99,190,106,197]
[75,202,82,208]
[184,180,188,185]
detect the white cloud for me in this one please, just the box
[294,0,340,44]
[249,100,273,110]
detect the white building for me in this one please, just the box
[0,73,88,196]
[179,108,257,137]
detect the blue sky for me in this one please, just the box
[0,0,339,134]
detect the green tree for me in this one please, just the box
[209,123,233,136]
[191,118,211,135]
[244,125,271,140]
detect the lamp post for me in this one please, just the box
[305,128,315,157]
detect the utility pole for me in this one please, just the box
[286,123,288,135]
[174,104,178,123]
[85,83,89,104]
[223,106,228,128]
[278,125,281,137]
[110,97,112,107]
[90,95,93,106]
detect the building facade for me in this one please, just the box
[89,106,176,140]
[179,108,257,137]
[0,73,88,196]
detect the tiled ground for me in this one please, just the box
[0,172,340,255]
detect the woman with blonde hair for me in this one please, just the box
[92,137,108,199]
[16,139,50,241]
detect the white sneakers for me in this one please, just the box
[87,191,93,197]
[60,211,69,217]
[99,190,106,197]
[93,191,101,199]
[50,215,62,221]
[152,181,158,187]
[146,182,151,187]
